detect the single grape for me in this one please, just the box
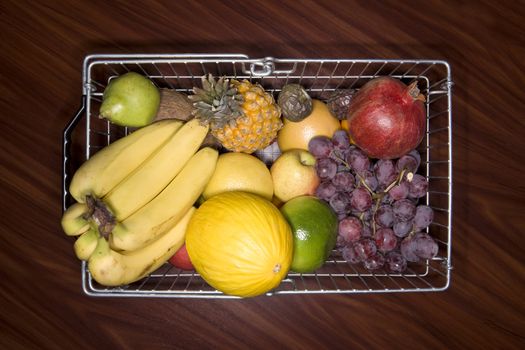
[400,236,419,262]
[338,216,362,244]
[315,181,337,201]
[408,174,428,198]
[363,252,386,271]
[392,199,417,221]
[350,187,373,212]
[364,209,374,221]
[356,170,378,192]
[374,205,394,228]
[376,183,387,193]
[332,172,355,191]
[408,149,421,169]
[341,244,362,264]
[414,232,439,259]
[336,235,346,248]
[396,154,419,173]
[337,164,349,173]
[346,149,370,175]
[414,205,434,230]
[385,251,407,273]
[351,208,373,222]
[389,181,409,201]
[316,157,338,180]
[329,192,350,215]
[332,130,351,151]
[330,150,348,165]
[380,193,394,205]
[375,227,397,252]
[308,136,334,158]
[353,238,377,260]
[361,222,372,237]
[393,220,413,238]
[374,159,398,186]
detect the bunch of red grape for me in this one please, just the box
[309,130,438,273]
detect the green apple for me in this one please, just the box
[99,72,160,127]
[270,149,320,203]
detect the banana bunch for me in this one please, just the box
[62,118,219,286]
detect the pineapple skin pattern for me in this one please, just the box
[216,80,282,153]
[192,75,282,154]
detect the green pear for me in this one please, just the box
[99,72,160,127]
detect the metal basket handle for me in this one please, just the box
[62,96,86,211]
[248,57,296,77]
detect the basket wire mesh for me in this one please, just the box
[63,54,453,298]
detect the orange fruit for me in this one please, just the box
[341,119,350,132]
[277,99,340,152]
[340,119,355,144]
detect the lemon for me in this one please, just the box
[186,191,293,297]
[202,152,273,200]
[277,99,341,152]
[280,196,338,273]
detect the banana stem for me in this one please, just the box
[86,195,116,240]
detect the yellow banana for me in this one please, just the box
[74,228,98,261]
[88,207,195,286]
[61,202,90,236]
[110,147,218,252]
[102,118,209,221]
[69,119,183,203]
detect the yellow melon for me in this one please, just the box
[185,191,293,298]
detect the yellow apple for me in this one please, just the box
[271,150,320,203]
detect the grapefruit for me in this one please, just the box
[202,152,273,200]
[280,196,338,273]
[277,99,341,152]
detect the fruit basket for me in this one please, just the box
[63,54,453,298]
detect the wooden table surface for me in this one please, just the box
[2,1,524,349]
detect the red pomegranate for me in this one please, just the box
[347,77,426,159]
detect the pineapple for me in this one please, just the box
[190,74,282,153]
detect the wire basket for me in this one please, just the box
[63,54,453,298]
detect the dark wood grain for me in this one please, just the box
[1,0,524,349]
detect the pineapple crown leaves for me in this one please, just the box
[189,74,245,128]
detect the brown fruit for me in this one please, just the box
[327,89,355,120]
[155,89,194,121]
